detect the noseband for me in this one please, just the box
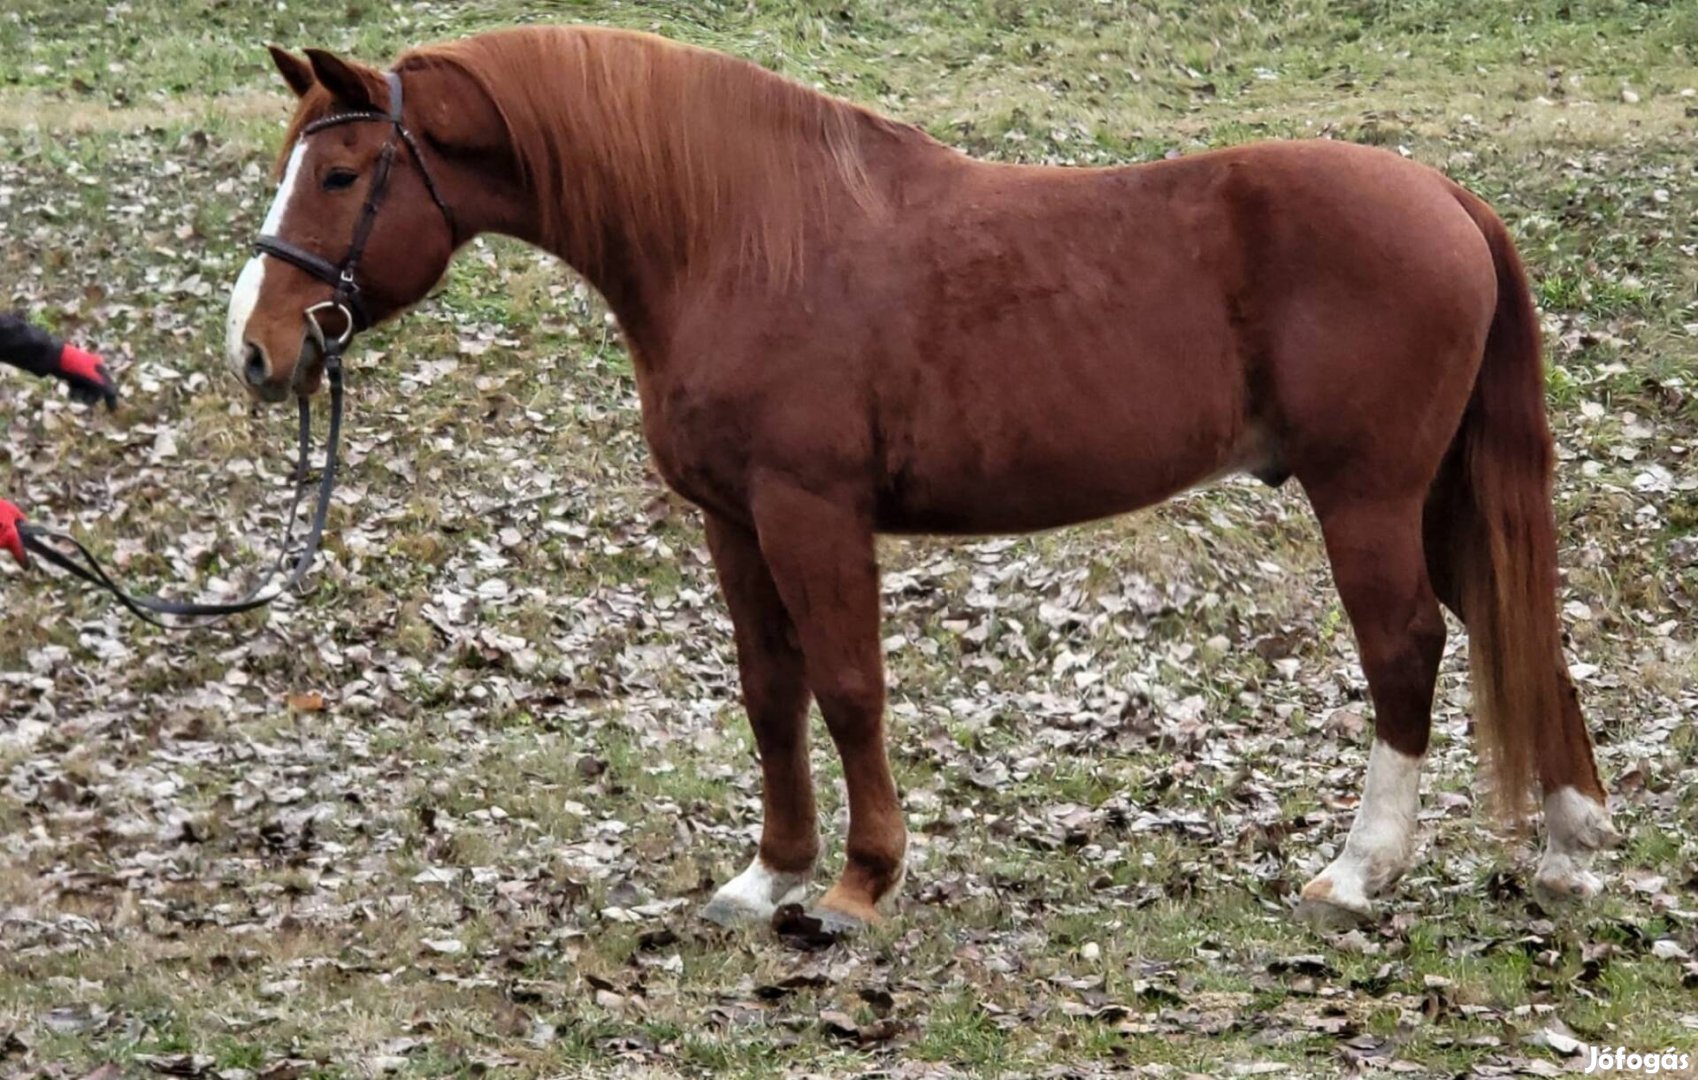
[21,70,454,628]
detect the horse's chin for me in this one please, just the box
[290,338,327,398]
[250,380,292,406]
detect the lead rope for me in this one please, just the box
[18,346,345,629]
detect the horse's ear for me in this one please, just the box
[304,48,386,111]
[267,45,315,98]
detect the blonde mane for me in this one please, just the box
[387,26,906,284]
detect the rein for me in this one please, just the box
[19,361,343,629]
[20,70,452,629]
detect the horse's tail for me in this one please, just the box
[1438,187,1565,823]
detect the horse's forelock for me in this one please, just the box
[274,85,340,178]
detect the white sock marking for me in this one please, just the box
[1305,741,1424,912]
[1536,786,1614,898]
[225,142,307,377]
[712,855,809,916]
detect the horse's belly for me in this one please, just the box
[873,405,1258,536]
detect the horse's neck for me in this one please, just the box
[492,43,916,328]
[425,31,941,359]
[446,155,667,340]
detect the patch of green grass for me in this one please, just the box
[909,989,1012,1066]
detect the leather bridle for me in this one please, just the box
[255,69,456,354]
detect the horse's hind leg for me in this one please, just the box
[699,515,820,925]
[1298,492,1447,927]
[1423,456,1619,903]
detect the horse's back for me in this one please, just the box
[853,139,1494,532]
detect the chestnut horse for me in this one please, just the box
[226,25,1615,930]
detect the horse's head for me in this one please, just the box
[225,47,457,403]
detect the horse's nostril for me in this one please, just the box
[242,343,269,387]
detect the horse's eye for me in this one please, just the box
[322,168,358,192]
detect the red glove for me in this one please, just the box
[0,500,27,569]
[53,344,119,410]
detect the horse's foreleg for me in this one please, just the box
[700,514,820,925]
[749,479,905,928]
[1298,493,1446,928]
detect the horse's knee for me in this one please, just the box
[1406,602,1447,670]
[1355,597,1444,680]
[812,666,884,734]
[743,668,806,729]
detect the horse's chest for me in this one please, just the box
[634,379,751,520]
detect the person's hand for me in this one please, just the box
[53,344,119,410]
[0,500,28,569]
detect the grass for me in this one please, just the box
[3,0,1698,1078]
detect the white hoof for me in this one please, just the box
[1296,874,1376,928]
[700,856,810,926]
[1533,861,1604,905]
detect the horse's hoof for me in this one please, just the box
[1295,894,1374,931]
[699,893,767,928]
[1531,789,1616,911]
[1295,876,1375,930]
[770,902,862,948]
[700,857,811,928]
[1533,866,1604,908]
[805,905,867,936]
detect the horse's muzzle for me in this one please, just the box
[238,341,291,404]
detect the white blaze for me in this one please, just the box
[225,142,307,377]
